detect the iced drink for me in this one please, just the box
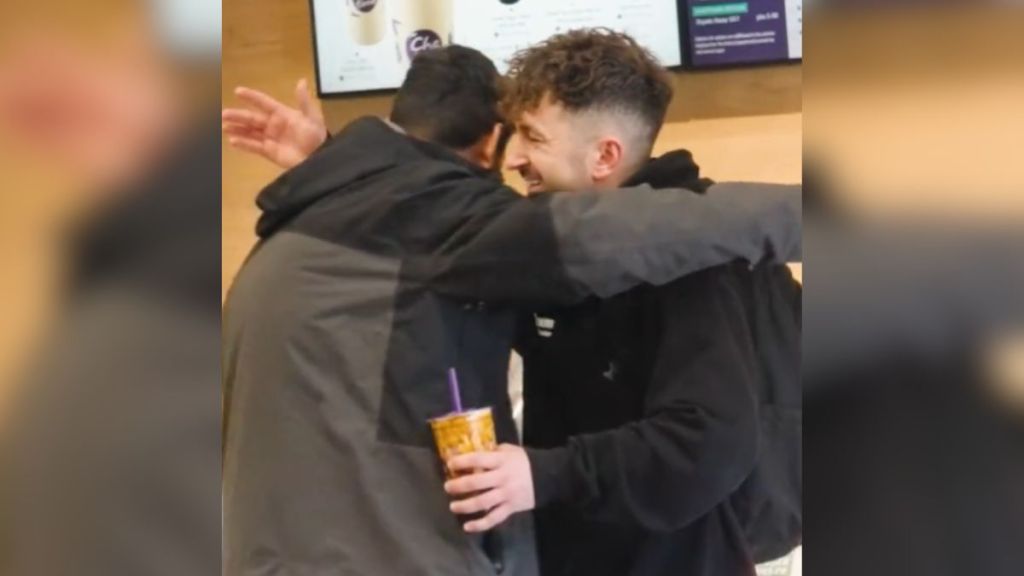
[429,407,496,479]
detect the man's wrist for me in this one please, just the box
[525,446,574,508]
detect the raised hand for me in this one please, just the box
[222,78,328,169]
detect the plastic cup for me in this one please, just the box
[428,407,496,479]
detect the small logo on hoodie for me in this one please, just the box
[602,361,619,382]
[534,315,555,338]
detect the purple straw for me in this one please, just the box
[447,367,463,413]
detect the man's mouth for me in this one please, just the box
[520,171,544,192]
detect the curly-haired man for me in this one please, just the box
[442,29,802,576]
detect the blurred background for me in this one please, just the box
[0,1,220,575]
[0,0,221,417]
[804,3,1024,576]
[805,4,1024,219]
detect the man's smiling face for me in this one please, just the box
[502,95,593,195]
[499,29,675,195]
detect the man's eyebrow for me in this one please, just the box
[518,122,545,139]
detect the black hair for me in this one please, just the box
[390,45,507,150]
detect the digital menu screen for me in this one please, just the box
[685,0,802,67]
[310,0,684,95]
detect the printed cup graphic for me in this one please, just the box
[391,0,453,67]
[347,0,387,46]
[429,407,497,479]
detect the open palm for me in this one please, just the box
[222,79,327,169]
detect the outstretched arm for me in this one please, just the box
[430,182,802,308]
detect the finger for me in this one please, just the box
[222,121,263,138]
[449,488,505,515]
[444,470,503,495]
[447,451,503,472]
[295,78,315,118]
[222,108,268,128]
[464,505,511,533]
[235,86,287,115]
[295,78,325,122]
[224,128,265,146]
[227,136,267,156]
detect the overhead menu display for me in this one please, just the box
[311,0,683,95]
[685,0,802,67]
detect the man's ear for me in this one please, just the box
[462,123,505,170]
[479,123,505,169]
[590,136,625,182]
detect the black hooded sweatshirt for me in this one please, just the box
[520,150,802,576]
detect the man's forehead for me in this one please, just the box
[515,98,567,132]
[515,110,540,130]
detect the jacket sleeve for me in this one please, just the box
[525,267,761,532]
[429,182,801,308]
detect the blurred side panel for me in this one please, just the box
[0,2,222,576]
[805,3,1024,576]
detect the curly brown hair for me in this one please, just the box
[503,28,673,146]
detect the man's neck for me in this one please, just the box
[594,170,634,190]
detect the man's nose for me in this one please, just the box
[502,134,528,171]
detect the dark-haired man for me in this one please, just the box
[222,44,800,576]
[443,30,802,576]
